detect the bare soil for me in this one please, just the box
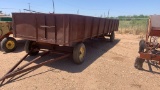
[0,34,160,90]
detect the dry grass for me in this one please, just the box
[118,19,148,35]
[117,28,146,40]
[117,28,146,35]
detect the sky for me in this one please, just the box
[0,0,160,17]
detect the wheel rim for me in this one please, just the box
[79,47,85,60]
[6,40,15,50]
[30,42,39,52]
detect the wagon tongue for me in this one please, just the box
[0,50,71,85]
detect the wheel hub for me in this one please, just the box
[6,40,15,49]
[79,47,85,60]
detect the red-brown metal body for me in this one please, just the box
[12,13,119,46]
[139,15,160,63]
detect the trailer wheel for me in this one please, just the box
[1,37,17,53]
[110,31,115,42]
[139,39,146,53]
[73,43,86,64]
[134,57,145,70]
[25,40,39,56]
[99,35,105,38]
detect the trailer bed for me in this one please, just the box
[12,13,119,46]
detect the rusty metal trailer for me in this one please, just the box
[134,15,160,70]
[0,13,119,85]
[12,13,119,63]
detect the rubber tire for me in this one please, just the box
[110,31,115,42]
[139,39,146,53]
[73,43,86,64]
[24,40,39,56]
[134,57,145,70]
[1,37,17,53]
[99,35,105,38]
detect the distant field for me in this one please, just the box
[118,19,148,35]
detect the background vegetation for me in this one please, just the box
[113,15,149,35]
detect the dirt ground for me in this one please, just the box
[0,33,160,90]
